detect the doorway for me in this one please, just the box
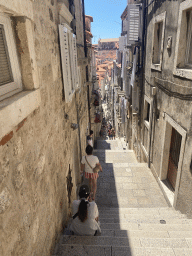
[167,127,182,190]
[159,113,186,207]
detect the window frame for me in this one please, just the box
[184,9,192,68]
[141,95,152,158]
[151,12,166,72]
[0,13,22,101]
[0,1,41,142]
[173,0,192,80]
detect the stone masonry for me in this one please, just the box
[0,0,91,255]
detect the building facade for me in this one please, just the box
[141,0,192,216]
[0,0,93,255]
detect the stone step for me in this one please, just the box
[53,244,192,256]
[98,207,183,215]
[99,217,192,225]
[99,213,186,220]
[101,222,192,231]
[100,229,192,238]
[94,149,134,153]
[58,235,191,249]
[63,229,192,239]
[63,228,192,240]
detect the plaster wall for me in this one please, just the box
[144,0,192,216]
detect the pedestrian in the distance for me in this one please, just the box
[80,145,102,201]
[87,130,93,147]
[111,128,116,140]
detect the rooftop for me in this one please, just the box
[99,38,119,43]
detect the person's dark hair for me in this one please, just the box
[78,199,89,222]
[86,145,93,155]
[90,130,93,135]
[79,185,89,198]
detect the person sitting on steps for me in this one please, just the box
[69,185,101,236]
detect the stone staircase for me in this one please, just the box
[52,138,192,256]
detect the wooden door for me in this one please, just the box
[167,127,182,190]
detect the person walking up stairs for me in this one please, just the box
[53,138,192,256]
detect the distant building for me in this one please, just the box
[98,38,119,50]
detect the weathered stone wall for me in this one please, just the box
[0,0,89,255]
[144,0,192,216]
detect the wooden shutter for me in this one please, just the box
[72,35,78,89]
[119,36,124,52]
[123,18,128,33]
[59,24,72,103]
[0,24,13,86]
[127,4,141,45]
[131,48,139,113]
[77,66,81,88]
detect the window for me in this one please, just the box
[144,102,150,122]
[174,0,192,79]
[184,10,192,67]
[0,14,22,101]
[144,99,151,126]
[141,96,152,158]
[152,21,163,64]
[0,4,41,142]
[59,23,79,103]
[151,12,166,71]
[127,4,141,45]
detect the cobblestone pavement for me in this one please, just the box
[94,138,168,209]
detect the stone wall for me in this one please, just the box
[0,0,89,255]
[143,0,192,216]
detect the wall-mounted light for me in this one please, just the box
[71,123,78,130]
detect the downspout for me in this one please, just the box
[148,89,156,168]
[82,0,91,131]
[148,96,154,168]
[75,91,82,160]
[82,0,87,58]
[140,0,148,162]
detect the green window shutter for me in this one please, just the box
[0,24,13,86]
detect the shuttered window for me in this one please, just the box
[0,24,13,86]
[59,23,79,103]
[0,14,22,101]
[127,4,141,45]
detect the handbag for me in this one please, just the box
[85,156,100,173]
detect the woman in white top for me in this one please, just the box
[70,185,101,236]
[80,145,102,200]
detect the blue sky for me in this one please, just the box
[84,0,126,44]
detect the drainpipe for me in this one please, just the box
[75,91,82,160]
[82,0,91,131]
[148,87,156,168]
[82,0,87,58]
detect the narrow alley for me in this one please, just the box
[53,137,192,256]
[1,0,192,255]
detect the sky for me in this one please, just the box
[84,0,126,44]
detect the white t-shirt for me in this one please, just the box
[81,155,99,173]
[70,199,101,236]
[87,135,93,147]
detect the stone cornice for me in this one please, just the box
[58,3,73,24]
